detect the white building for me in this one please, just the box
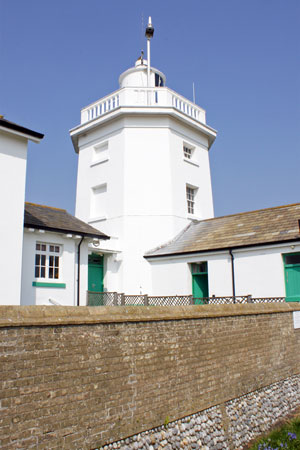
[70,18,300,302]
[70,27,216,295]
[145,203,300,302]
[1,20,299,305]
[0,117,110,307]
[21,202,109,306]
[0,118,43,305]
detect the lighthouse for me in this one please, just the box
[70,18,217,295]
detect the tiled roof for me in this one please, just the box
[145,203,300,258]
[24,203,109,240]
[0,118,44,140]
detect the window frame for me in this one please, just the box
[182,142,200,166]
[186,185,197,215]
[183,144,193,160]
[34,242,62,282]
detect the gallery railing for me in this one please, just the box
[86,292,286,307]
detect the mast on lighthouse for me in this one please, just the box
[145,16,154,104]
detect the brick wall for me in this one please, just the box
[0,304,300,450]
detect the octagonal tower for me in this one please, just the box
[70,21,217,295]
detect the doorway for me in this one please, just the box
[88,254,104,292]
[284,253,300,302]
[191,262,208,304]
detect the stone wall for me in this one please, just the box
[96,375,300,450]
[0,303,300,450]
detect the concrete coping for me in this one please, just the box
[0,303,300,327]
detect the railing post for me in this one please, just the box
[247,295,253,304]
[144,294,149,306]
[121,293,125,306]
[189,295,194,305]
[113,292,118,306]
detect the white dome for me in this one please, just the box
[119,58,166,89]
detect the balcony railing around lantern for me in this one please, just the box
[81,87,206,125]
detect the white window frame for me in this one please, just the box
[183,144,193,159]
[34,242,62,281]
[183,142,199,167]
[186,185,198,215]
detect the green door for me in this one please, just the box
[88,254,104,292]
[284,253,300,302]
[191,262,209,304]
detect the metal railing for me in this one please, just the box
[86,292,286,307]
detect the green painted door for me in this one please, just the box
[191,262,208,304]
[284,253,300,302]
[88,254,104,292]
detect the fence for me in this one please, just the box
[86,291,286,306]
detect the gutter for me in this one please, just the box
[229,249,236,300]
[24,224,109,240]
[144,237,300,260]
[77,237,84,306]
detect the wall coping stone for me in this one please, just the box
[0,303,300,327]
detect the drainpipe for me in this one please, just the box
[229,249,236,303]
[77,236,84,306]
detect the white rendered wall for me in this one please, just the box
[21,231,89,306]
[149,253,232,296]
[0,131,28,305]
[75,113,214,294]
[149,243,300,298]
[233,243,300,298]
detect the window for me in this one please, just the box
[90,183,107,219]
[91,141,109,166]
[183,145,193,159]
[155,73,164,87]
[35,243,61,280]
[285,254,300,265]
[186,186,196,214]
[191,262,207,274]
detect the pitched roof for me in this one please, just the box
[145,203,300,258]
[24,203,109,240]
[0,118,44,140]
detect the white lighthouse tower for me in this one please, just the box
[70,18,217,295]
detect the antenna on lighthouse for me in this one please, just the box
[145,16,154,91]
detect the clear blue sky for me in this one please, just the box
[1,0,299,217]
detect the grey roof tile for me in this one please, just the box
[145,203,300,257]
[24,202,109,240]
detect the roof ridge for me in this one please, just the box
[25,202,66,212]
[199,202,300,223]
[145,222,193,255]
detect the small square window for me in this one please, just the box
[183,145,192,159]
